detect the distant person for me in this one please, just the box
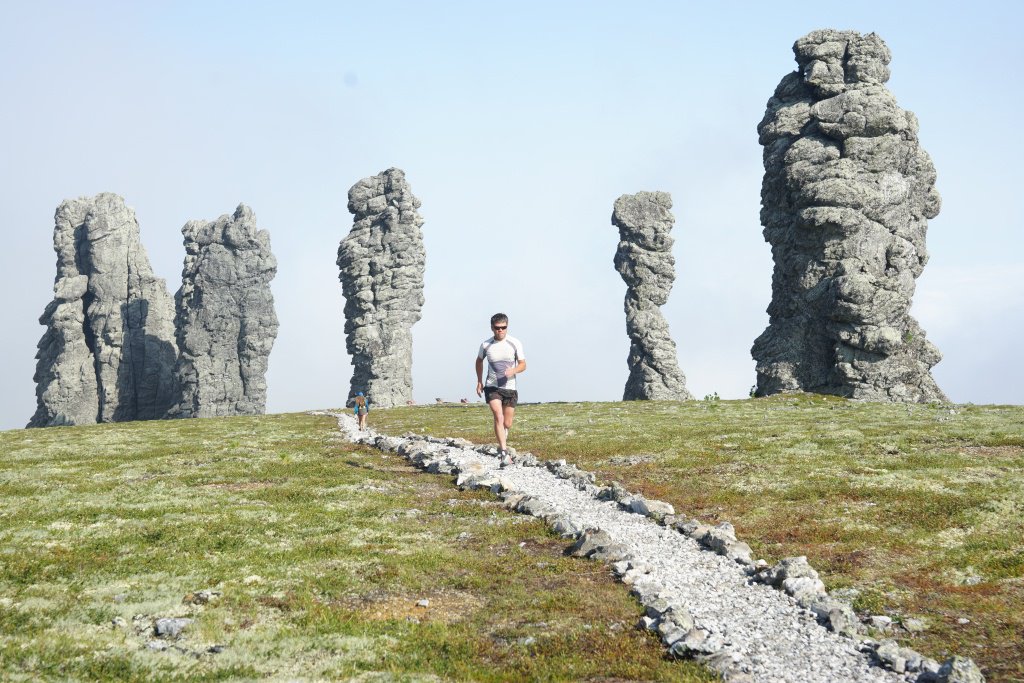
[353,391,369,431]
[475,313,526,465]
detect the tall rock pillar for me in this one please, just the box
[337,168,425,408]
[753,30,946,402]
[169,204,279,418]
[29,193,178,427]
[612,192,692,401]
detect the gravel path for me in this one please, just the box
[327,412,971,683]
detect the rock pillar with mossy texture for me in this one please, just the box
[753,29,946,402]
[612,192,692,401]
[29,193,179,427]
[337,168,425,408]
[169,204,279,418]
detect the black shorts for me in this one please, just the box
[484,387,518,408]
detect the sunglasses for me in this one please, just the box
[492,325,507,331]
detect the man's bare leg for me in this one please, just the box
[503,405,515,444]
[488,399,507,451]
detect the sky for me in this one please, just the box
[2,1,1022,431]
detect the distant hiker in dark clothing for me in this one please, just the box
[353,392,369,431]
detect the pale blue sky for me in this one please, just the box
[2,1,1022,430]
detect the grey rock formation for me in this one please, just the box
[337,168,425,408]
[753,29,946,402]
[169,204,278,418]
[29,193,178,427]
[612,192,692,401]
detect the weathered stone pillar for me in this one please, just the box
[169,204,279,418]
[753,30,946,402]
[29,193,178,427]
[337,168,425,408]
[613,191,692,401]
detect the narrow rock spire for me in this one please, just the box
[612,191,692,401]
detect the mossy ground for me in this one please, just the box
[372,395,1024,683]
[0,413,711,682]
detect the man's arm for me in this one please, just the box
[505,359,527,378]
[505,340,527,379]
[475,357,484,397]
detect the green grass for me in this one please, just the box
[0,413,711,682]
[371,396,1024,683]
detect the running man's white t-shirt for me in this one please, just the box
[478,335,525,391]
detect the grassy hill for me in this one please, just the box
[1,396,1021,681]
[0,412,710,682]
[371,396,1024,683]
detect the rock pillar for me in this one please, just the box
[337,168,426,408]
[169,204,279,418]
[29,193,178,427]
[753,30,946,402]
[612,191,692,401]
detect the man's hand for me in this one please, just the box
[474,356,485,397]
[509,360,526,378]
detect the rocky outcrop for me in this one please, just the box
[612,192,692,401]
[169,205,278,418]
[753,29,946,402]
[337,168,425,408]
[29,193,178,427]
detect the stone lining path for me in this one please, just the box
[327,412,983,683]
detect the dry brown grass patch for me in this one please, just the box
[352,591,485,623]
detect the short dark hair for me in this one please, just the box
[490,313,508,327]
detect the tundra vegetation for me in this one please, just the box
[374,396,1024,683]
[0,413,710,682]
[2,397,1020,681]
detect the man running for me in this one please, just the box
[475,313,526,465]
